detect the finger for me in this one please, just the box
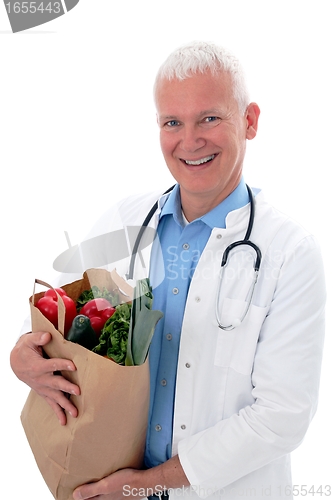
[73,478,107,499]
[44,397,68,426]
[23,331,52,350]
[45,392,79,424]
[43,357,78,377]
[24,333,77,373]
[26,333,77,373]
[26,362,80,415]
[12,331,81,424]
[12,331,78,377]
[27,356,79,393]
[34,331,52,346]
[44,387,79,417]
[31,369,80,414]
[40,359,80,397]
[48,372,80,397]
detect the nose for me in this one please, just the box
[180,125,206,153]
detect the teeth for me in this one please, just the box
[184,155,215,165]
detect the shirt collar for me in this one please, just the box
[159,177,250,229]
[159,184,184,227]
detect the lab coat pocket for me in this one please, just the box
[214,298,269,375]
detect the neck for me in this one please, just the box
[179,177,241,222]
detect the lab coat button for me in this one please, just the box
[172,287,179,295]
[216,233,222,239]
[185,363,191,368]
[181,424,186,430]
[195,296,201,302]
[155,424,162,432]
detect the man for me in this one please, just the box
[10,41,326,500]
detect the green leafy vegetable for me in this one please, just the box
[92,303,132,365]
[76,285,119,312]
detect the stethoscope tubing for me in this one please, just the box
[217,185,261,330]
[221,239,261,272]
[127,185,175,280]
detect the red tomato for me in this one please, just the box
[89,316,106,337]
[101,306,116,323]
[80,299,115,337]
[80,298,112,317]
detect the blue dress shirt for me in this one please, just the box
[144,178,250,468]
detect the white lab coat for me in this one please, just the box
[54,187,326,500]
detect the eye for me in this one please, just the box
[165,120,180,128]
[204,116,218,123]
[201,116,221,128]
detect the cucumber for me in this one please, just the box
[66,314,98,350]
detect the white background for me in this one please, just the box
[1,1,332,498]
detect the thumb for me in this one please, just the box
[36,331,52,345]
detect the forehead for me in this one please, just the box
[155,71,236,117]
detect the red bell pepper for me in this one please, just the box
[36,287,77,336]
[80,298,116,337]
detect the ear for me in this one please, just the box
[245,103,260,140]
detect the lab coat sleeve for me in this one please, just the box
[177,234,326,495]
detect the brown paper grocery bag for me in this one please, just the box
[21,269,150,500]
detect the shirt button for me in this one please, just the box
[182,243,190,250]
[172,287,179,295]
[185,362,191,368]
[181,424,186,430]
[161,379,167,386]
[166,333,172,340]
[155,424,162,432]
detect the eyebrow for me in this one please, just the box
[198,108,223,117]
[159,115,178,121]
[158,109,223,121]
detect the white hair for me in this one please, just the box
[154,41,250,114]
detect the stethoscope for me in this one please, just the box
[127,184,261,331]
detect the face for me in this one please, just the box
[155,71,260,217]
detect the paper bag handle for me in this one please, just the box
[32,279,66,337]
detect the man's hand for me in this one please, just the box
[72,455,190,500]
[10,331,80,425]
[72,468,142,500]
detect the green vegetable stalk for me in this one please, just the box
[125,278,163,366]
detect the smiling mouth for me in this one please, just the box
[182,154,216,166]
